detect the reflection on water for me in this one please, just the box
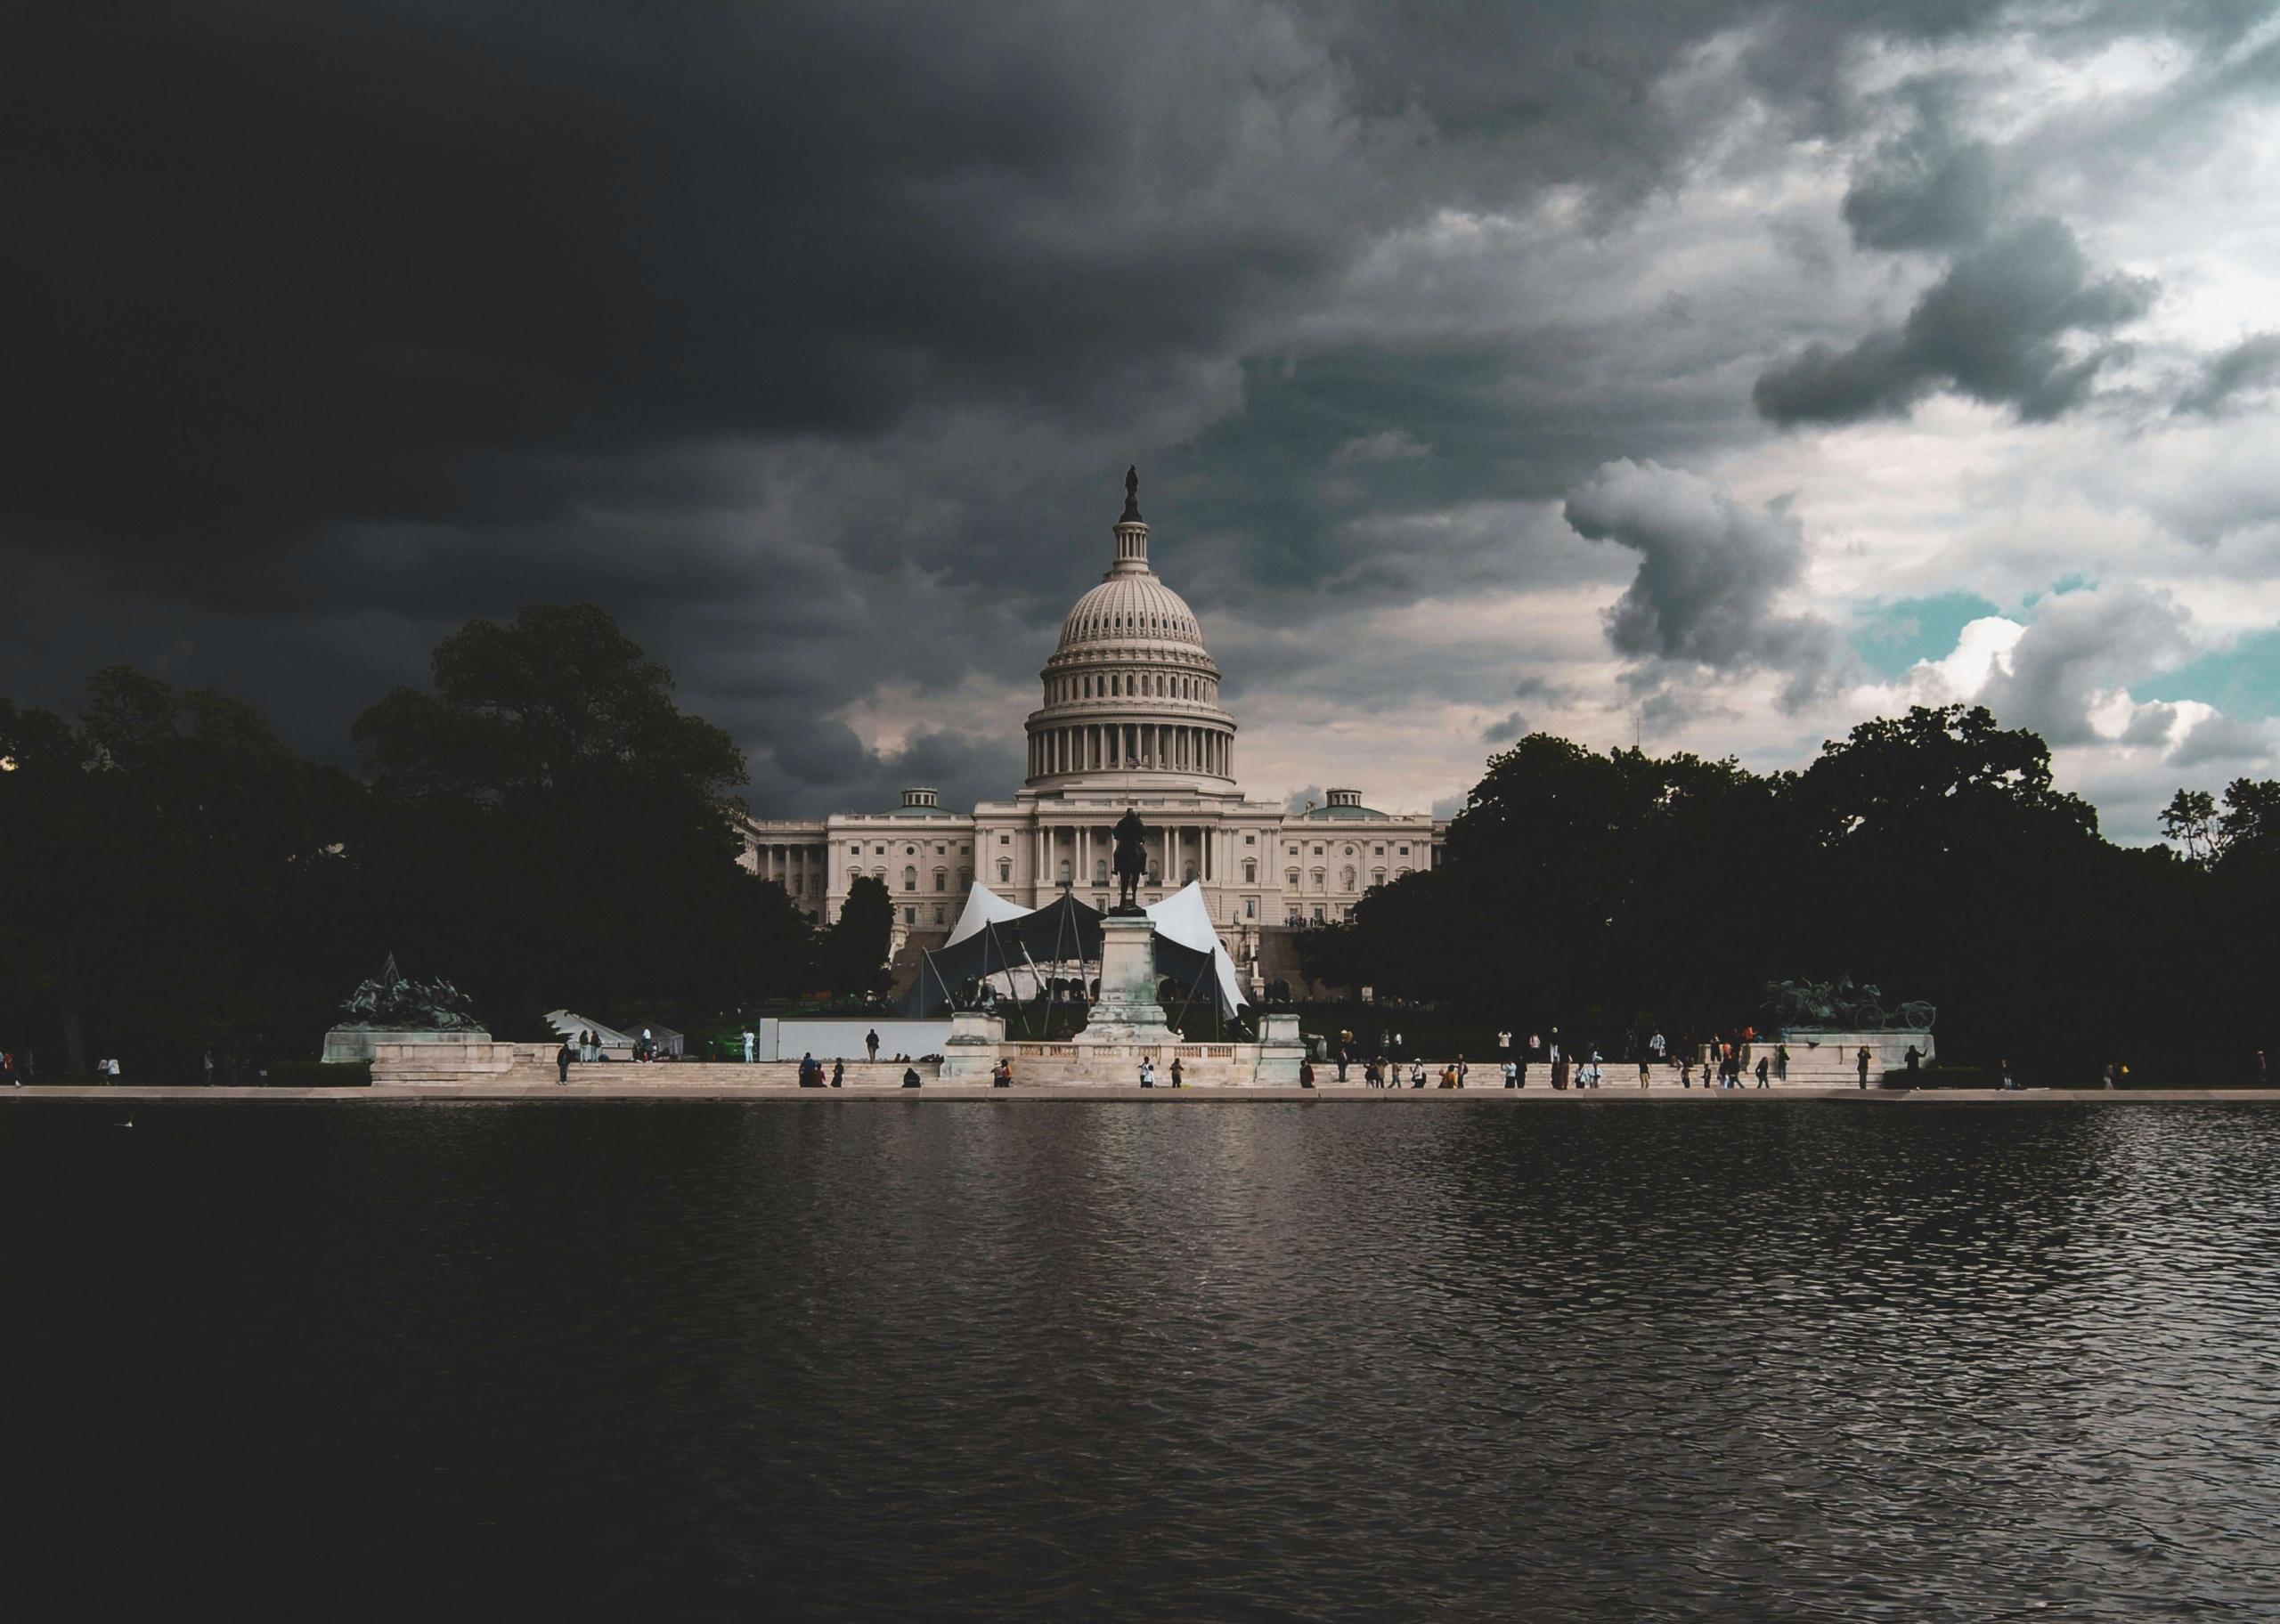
[5,1101,2277,1620]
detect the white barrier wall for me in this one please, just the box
[756,1019,954,1062]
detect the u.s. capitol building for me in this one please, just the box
[735,470,1445,975]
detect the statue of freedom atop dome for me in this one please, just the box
[1112,806,1148,913]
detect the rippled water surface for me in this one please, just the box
[6,1100,2279,1620]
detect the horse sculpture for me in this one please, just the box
[1112,806,1148,912]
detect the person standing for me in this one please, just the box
[2000,1057,2017,1091]
[831,1059,845,1088]
[1680,1052,1693,1089]
[1903,1044,1925,1083]
[1454,1053,1469,1088]
[1551,1054,1568,1092]
[201,1050,215,1087]
[1411,1062,1427,1090]
[742,1027,755,1064]
[1856,1046,1870,1089]
[1169,1057,1185,1088]
[1649,1029,1666,1065]
[1502,1059,1519,1089]
[556,1040,573,1085]
[1638,1052,1651,1088]
[1336,1044,1350,1084]
[1774,1043,1789,1083]
[1755,1054,1771,1089]
[1140,1057,1156,1088]
[866,1028,880,1063]
[1391,1029,1405,1060]
[1296,1059,1312,1089]
[1496,1027,1512,1057]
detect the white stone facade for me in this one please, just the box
[736,475,1447,965]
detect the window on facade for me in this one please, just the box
[1242,860,1256,882]
[1398,845,1410,856]
[933,906,944,925]
[905,845,916,856]
[1312,845,1323,857]
[905,906,916,924]
[1311,868,1324,888]
[1374,844,1384,856]
[1058,859,1071,883]
[999,833,1011,845]
[1372,869,1385,886]
[1244,834,1255,845]
[1396,866,1410,878]
[998,859,1012,882]
[1095,858,1108,884]
[957,868,970,889]
[1312,906,1325,922]
[1287,844,1298,856]
[1340,867,1356,889]
[1243,898,1257,919]
[1285,870,1299,887]
[874,844,885,855]
[933,870,947,891]
[902,867,916,890]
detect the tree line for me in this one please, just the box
[1298,706,2278,1085]
[0,605,888,1081]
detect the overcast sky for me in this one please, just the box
[8,2,2279,837]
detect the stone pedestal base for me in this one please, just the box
[322,1027,493,1064]
[939,1011,1007,1081]
[1252,1011,1307,1085]
[1075,914,1174,1047]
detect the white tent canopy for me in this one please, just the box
[945,882,1032,946]
[916,881,1250,1015]
[1144,882,1250,1016]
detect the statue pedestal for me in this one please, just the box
[322,1027,493,1064]
[1075,914,1174,1047]
[939,1011,1007,1081]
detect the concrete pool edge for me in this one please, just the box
[3,1085,2276,1104]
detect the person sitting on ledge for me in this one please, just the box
[1298,1059,1313,1088]
[901,1066,921,1088]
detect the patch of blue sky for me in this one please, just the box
[2135,628,2280,720]
[2016,573,2096,613]
[1850,591,2003,678]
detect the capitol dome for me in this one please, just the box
[1023,469,1237,793]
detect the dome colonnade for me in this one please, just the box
[1022,469,1237,791]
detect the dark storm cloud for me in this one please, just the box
[1840,84,2005,252]
[2177,333,2280,415]
[4,1,2266,812]
[1755,218,2157,425]
[1563,459,1852,709]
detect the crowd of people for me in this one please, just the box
[1313,1026,1934,1091]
